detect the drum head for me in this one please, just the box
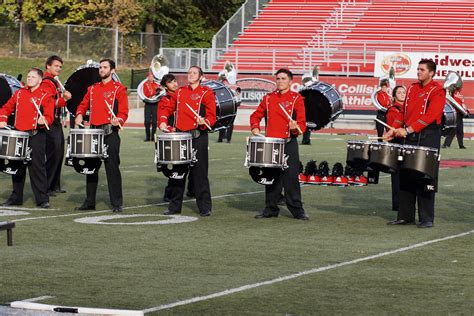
[249,167,281,185]
[299,82,343,130]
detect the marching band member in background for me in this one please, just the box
[143,71,160,142]
[442,88,468,149]
[375,80,392,137]
[158,66,216,217]
[0,68,54,208]
[384,59,445,228]
[74,59,128,213]
[41,55,71,195]
[250,68,309,220]
[385,85,406,212]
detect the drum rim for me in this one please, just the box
[370,142,403,148]
[156,159,191,164]
[0,130,30,137]
[157,132,193,140]
[248,162,284,168]
[249,136,286,144]
[69,129,105,135]
[69,153,103,158]
[347,140,371,145]
[403,145,438,153]
[0,155,26,160]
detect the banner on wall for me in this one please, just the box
[374,51,474,81]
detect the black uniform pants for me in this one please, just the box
[167,132,211,213]
[217,125,235,143]
[9,131,49,205]
[397,126,440,223]
[263,138,305,217]
[83,130,123,207]
[302,129,311,144]
[144,103,157,141]
[45,121,65,191]
[443,113,464,148]
[375,111,386,138]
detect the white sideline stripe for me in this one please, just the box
[142,229,473,313]
[0,206,59,211]
[10,301,143,315]
[12,190,265,222]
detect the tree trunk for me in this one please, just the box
[144,20,155,62]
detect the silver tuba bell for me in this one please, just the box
[302,65,320,86]
[217,61,237,85]
[137,54,169,103]
[371,66,396,112]
[444,71,469,118]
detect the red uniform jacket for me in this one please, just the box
[250,90,306,138]
[41,72,67,109]
[157,91,175,126]
[158,84,216,132]
[76,80,128,126]
[392,80,446,133]
[386,100,404,128]
[376,90,391,109]
[0,87,54,131]
[143,81,160,99]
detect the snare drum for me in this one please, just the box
[346,140,371,166]
[0,129,30,160]
[68,129,105,158]
[246,136,286,168]
[155,132,193,164]
[369,142,403,173]
[442,103,457,130]
[401,145,439,179]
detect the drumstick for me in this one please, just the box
[278,103,303,134]
[185,103,212,130]
[30,98,50,130]
[104,99,123,130]
[368,136,384,140]
[374,118,396,132]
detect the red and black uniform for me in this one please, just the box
[375,89,392,137]
[250,90,307,218]
[143,80,160,141]
[0,87,55,206]
[385,99,404,212]
[157,84,216,215]
[76,79,128,209]
[41,72,67,193]
[392,80,445,225]
[443,93,467,148]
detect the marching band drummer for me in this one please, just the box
[250,68,309,220]
[41,55,71,196]
[74,59,128,213]
[385,85,406,212]
[384,59,445,228]
[375,80,392,138]
[158,66,216,217]
[0,68,54,208]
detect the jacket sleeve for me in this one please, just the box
[250,95,267,131]
[386,106,403,128]
[116,86,129,124]
[200,88,217,131]
[409,87,446,133]
[76,86,92,116]
[41,94,55,127]
[291,94,306,135]
[0,90,18,123]
[158,93,177,126]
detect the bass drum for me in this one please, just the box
[441,102,457,136]
[201,80,237,131]
[0,73,22,125]
[64,61,120,116]
[299,81,343,131]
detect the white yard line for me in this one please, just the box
[142,229,473,313]
[16,296,55,303]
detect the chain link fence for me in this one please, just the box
[0,22,167,66]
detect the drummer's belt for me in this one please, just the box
[184,129,201,139]
[91,124,115,135]
[27,130,39,136]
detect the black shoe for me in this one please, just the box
[186,191,195,198]
[163,196,170,202]
[1,199,22,206]
[144,139,150,142]
[74,204,96,211]
[417,221,433,228]
[254,212,278,219]
[295,213,310,220]
[302,142,311,145]
[54,188,67,193]
[460,146,466,149]
[38,202,50,209]
[217,139,223,143]
[199,210,211,217]
[112,206,123,212]
[163,209,181,215]
[387,219,414,225]
[442,145,447,148]
[47,190,56,197]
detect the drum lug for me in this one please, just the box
[282,154,289,170]
[244,152,249,168]
[102,144,109,159]
[25,147,32,162]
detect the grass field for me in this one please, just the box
[0,130,473,315]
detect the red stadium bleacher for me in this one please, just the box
[213,0,474,74]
